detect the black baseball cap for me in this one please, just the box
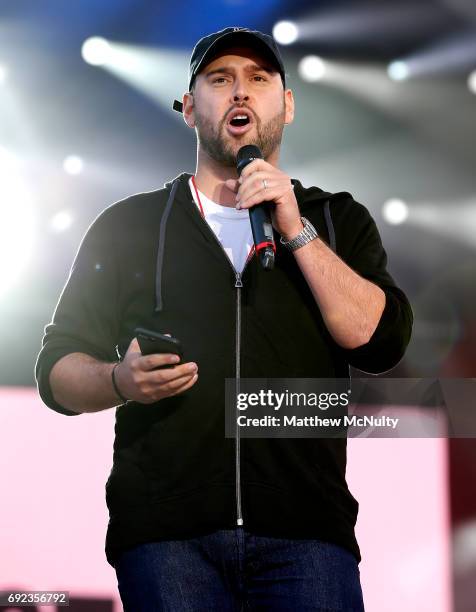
[173,26,286,113]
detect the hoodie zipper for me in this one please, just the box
[190,176,253,528]
[208,240,251,527]
[234,269,244,525]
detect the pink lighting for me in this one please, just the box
[0,388,451,611]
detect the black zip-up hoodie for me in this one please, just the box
[35,172,413,567]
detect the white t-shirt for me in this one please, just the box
[189,177,253,274]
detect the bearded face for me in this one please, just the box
[193,94,287,167]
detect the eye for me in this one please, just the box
[253,75,267,82]
[212,77,227,84]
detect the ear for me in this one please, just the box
[284,88,295,125]
[182,92,195,128]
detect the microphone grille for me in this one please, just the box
[237,145,263,165]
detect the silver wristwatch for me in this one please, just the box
[279,217,318,251]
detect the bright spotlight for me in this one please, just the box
[82,37,113,66]
[468,70,476,95]
[50,210,73,233]
[273,21,299,45]
[63,155,84,175]
[382,198,409,225]
[95,43,189,114]
[0,64,8,84]
[298,55,326,82]
[0,147,35,299]
[388,61,409,81]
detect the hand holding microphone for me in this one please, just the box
[224,145,303,270]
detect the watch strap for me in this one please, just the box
[279,216,318,251]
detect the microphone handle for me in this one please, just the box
[249,203,275,271]
[236,146,275,271]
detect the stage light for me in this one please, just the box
[409,197,476,249]
[388,61,409,81]
[50,210,73,233]
[468,70,476,95]
[387,31,476,80]
[284,5,437,45]
[0,148,35,299]
[63,155,84,175]
[92,43,189,115]
[273,21,299,45]
[382,199,409,225]
[0,64,8,84]
[82,37,112,66]
[298,55,326,82]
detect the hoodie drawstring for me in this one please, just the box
[155,178,180,312]
[323,199,336,252]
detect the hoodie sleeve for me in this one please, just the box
[35,208,120,415]
[330,195,413,374]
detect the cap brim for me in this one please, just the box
[173,99,184,113]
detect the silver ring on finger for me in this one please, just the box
[262,179,268,190]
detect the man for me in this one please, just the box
[36,27,412,611]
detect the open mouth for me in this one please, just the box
[226,109,253,135]
[230,115,250,127]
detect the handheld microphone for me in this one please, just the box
[236,145,275,271]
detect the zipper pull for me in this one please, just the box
[235,272,243,288]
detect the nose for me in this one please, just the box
[230,74,250,105]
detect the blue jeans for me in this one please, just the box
[115,528,364,611]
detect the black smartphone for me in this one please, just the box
[134,327,184,368]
